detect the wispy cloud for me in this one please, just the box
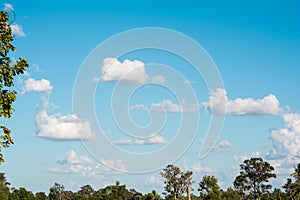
[113,133,167,145]
[212,140,233,152]
[4,3,13,11]
[11,24,26,37]
[203,88,283,115]
[131,99,199,113]
[192,163,217,173]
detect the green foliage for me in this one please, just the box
[221,187,242,200]
[0,173,10,200]
[291,163,300,184]
[48,182,65,200]
[143,190,162,200]
[35,192,48,200]
[160,164,193,200]
[198,175,221,200]
[233,157,276,199]
[0,10,29,163]
[9,187,35,200]
[77,184,95,199]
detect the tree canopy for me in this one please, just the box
[0,10,29,163]
[233,157,276,199]
[160,164,193,200]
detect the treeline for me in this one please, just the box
[0,158,299,200]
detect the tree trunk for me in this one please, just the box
[187,185,191,200]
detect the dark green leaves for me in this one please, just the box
[0,10,29,163]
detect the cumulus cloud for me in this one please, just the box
[22,78,53,94]
[192,163,217,173]
[131,99,198,113]
[113,133,167,145]
[47,150,125,178]
[98,57,148,83]
[11,24,26,37]
[36,108,95,140]
[266,113,300,174]
[203,88,283,115]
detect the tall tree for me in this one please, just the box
[77,184,94,199]
[0,173,10,200]
[0,10,29,163]
[198,175,222,200]
[143,190,162,200]
[48,183,65,200]
[35,192,48,200]
[233,157,276,200]
[291,163,300,184]
[160,164,193,200]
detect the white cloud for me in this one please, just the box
[4,3,13,11]
[99,57,148,83]
[151,75,166,83]
[213,140,232,152]
[113,133,167,145]
[36,107,95,140]
[204,88,283,115]
[192,163,217,173]
[22,78,53,94]
[11,24,26,37]
[266,113,300,174]
[147,176,164,186]
[46,150,125,179]
[131,99,198,113]
[100,157,126,172]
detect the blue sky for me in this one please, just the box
[1,0,300,195]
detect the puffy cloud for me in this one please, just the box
[113,133,167,145]
[266,113,300,174]
[192,163,217,173]
[99,57,148,83]
[204,88,283,115]
[11,24,26,37]
[22,78,53,94]
[47,150,125,178]
[36,108,95,140]
[131,99,198,113]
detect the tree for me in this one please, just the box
[233,158,276,200]
[94,181,134,200]
[77,184,94,199]
[35,192,48,200]
[160,164,193,200]
[283,176,300,200]
[9,187,35,200]
[0,10,29,163]
[143,190,162,200]
[291,163,300,184]
[221,187,242,200]
[0,173,10,200]
[48,183,65,200]
[198,175,221,200]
